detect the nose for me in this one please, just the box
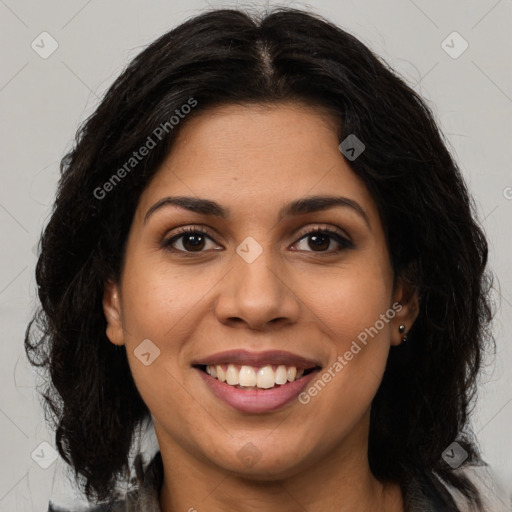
[214,246,301,330]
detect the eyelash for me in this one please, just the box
[161,225,354,255]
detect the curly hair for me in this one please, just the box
[25,6,495,510]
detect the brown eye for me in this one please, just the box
[307,233,331,251]
[162,227,219,253]
[294,227,353,253]
[161,225,353,255]
[178,232,206,251]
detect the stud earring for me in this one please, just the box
[398,324,408,343]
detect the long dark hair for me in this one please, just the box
[25,6,495,509]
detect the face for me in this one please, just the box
[103,102,418,479]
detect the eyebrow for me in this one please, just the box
[144,194,371,229]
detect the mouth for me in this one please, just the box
[191,350,322,413]
[194,363,319,390]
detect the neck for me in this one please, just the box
[157,412,403,512]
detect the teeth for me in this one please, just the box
[226,364,239,385]
[239,365,257,386]
[256,366,275,389]
[205,363,309,389]
[275,365,288,385]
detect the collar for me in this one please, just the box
[121,451,460,512]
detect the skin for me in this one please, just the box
[103,102,419,512]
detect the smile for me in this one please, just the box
[192,349,322,413]
[204,363,311,389]
[195,365,320,414]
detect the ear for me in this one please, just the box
[103,279,125,346]
[390,274,420,347]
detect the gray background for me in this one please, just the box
[0,0,511,510]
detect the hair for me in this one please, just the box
[25,6,495,511]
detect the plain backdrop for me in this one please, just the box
[0,1,511,510]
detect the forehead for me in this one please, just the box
[136,102,378,225]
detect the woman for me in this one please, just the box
[25,6,498,512]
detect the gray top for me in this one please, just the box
[48,451,469,512]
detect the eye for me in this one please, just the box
[161,225,353,255]
[162,226,220,253]
[292,226,353,253]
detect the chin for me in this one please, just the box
[205,443,314,480]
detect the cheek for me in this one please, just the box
[115,258,189,396]
[117,257,229,414]
[120,259,212,341]
[297,263,393,412]
[300,262,392,343]
[118,266,200,431]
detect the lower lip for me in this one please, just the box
[196,368,320,413]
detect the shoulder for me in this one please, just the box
[47,451,163,512]
[48,498,131,512]
[446,462,510,512]
[403,460,509,511]
[48,491,139,511]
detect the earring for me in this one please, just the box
[398,324,407,343]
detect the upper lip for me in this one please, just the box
[192,349,322,370]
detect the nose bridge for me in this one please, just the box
[214,235,300,328]
[236,239,281,293]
